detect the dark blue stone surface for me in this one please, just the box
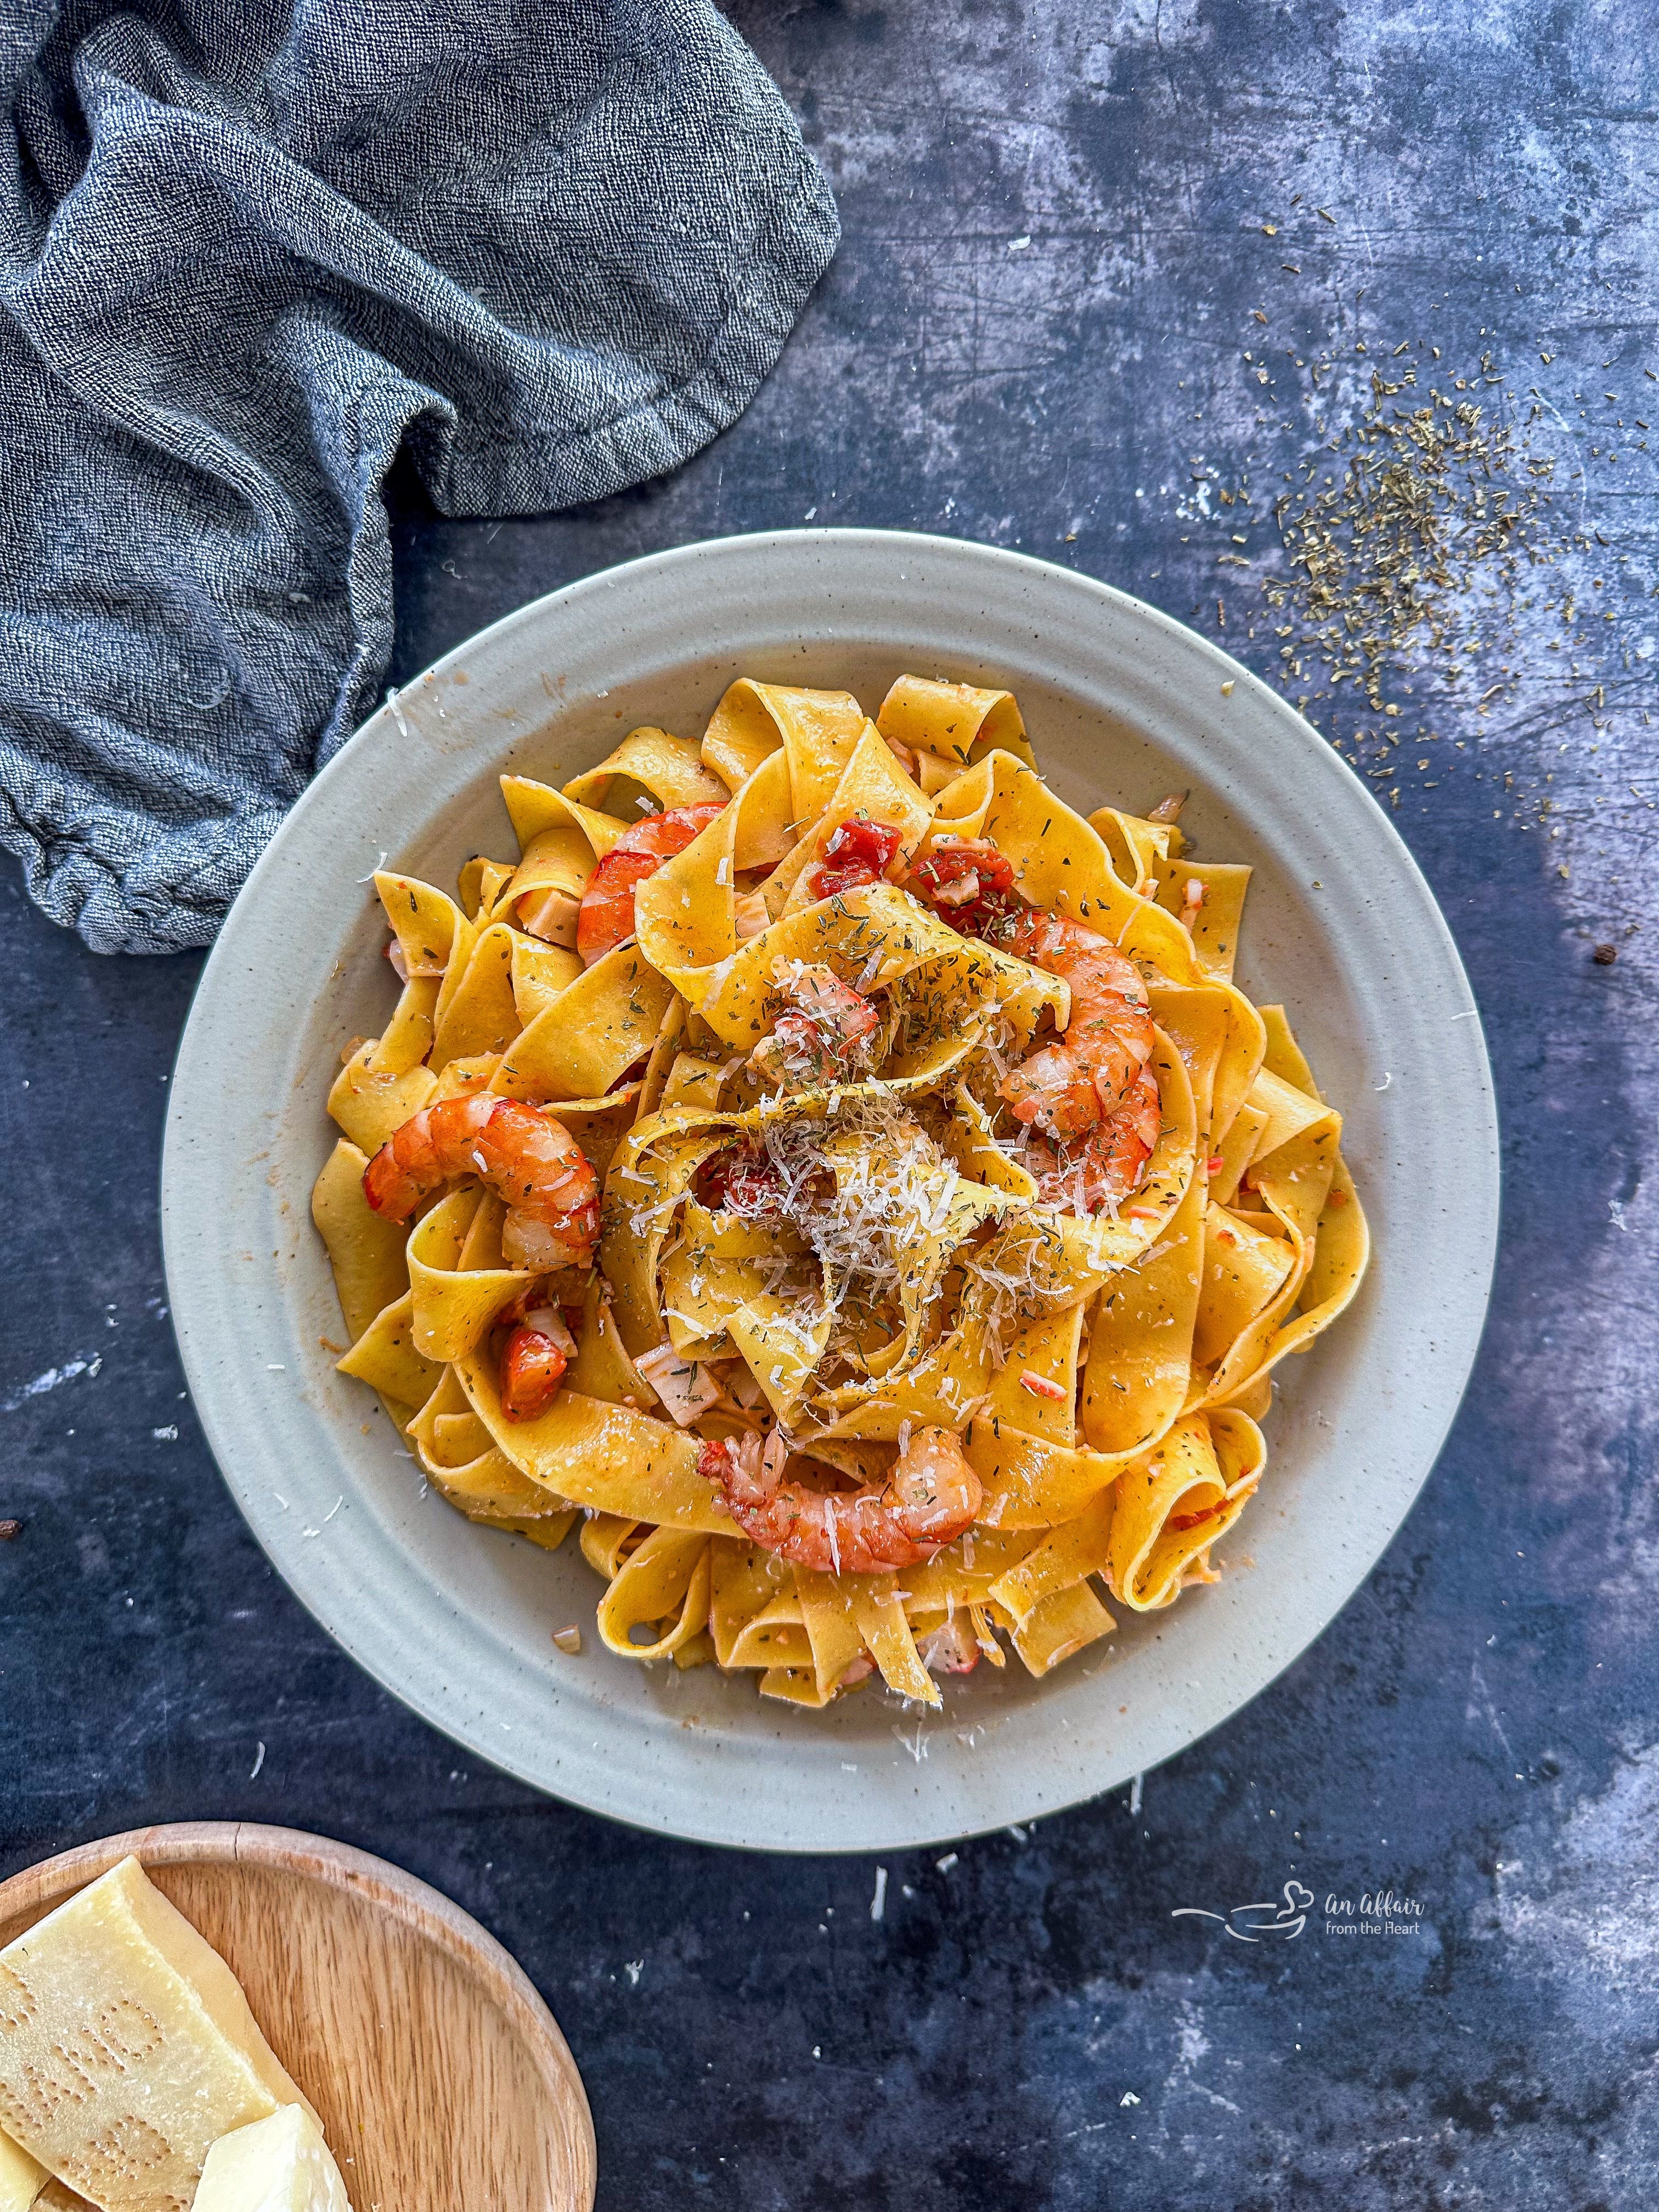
[4,3,1656,2204]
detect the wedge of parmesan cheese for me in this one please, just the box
[189,2111,349,2212]
[0,2130,45,2212]
[0,1858,310,2212]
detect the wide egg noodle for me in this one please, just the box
[814,1316,996,1441]
[770,721,935,919]
[1107,1407,1266,1611]
[971,1167,1207,1530]
[875,674,1035,769]
[1147,981,1265,1164]
[407,1188,531,1362]
[631,750,779,998]
[562,726,728,815]
[430,921,522,1071]
[600,1112,734,1358]
[1190,1008,1369,1407]
[428,1450,579,1553]
[726,1294,835,1421]
[697,882,1065,1056]
[457,854,518,923]
[985,1491,1116,1674]
[922,751,1203,985]
[315,670,1368,1710]
[408,1371,579,1550]
[312,1139,411,1343]
[943,1085,1039,1199]
[1081,1163,1206,1457]
[375,870,466,981]
[336,1289,444,1414]
[455,1345,729,1533]
[1088,805,1176,899]
[511,935,584,1023]
[496,774,629,935]
[698,679,866,812]
[327,1029,438,1153]
[1154,859,1253,983]
[595,1526,714,1662]
[659,1200,807,1357]
[493,944,675,1104]
[1191,1203,1297,1372]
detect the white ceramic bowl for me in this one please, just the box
[163,530,1497,1852]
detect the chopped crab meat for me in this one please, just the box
[733,889,771,941]
[635,1342,723,1426]
[517,1305,577,1357]
[919,1616,980,1675]
[1018,1369,1068,1402]
[518,887,582,947]
[726,1364,766,1409]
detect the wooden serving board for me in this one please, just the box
[0,1824,596,2212]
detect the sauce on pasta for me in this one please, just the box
[313,675,1368,1709]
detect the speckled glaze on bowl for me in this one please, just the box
[162,530,1497,1853]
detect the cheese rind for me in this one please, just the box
[188,2110,348,2212]
[0,2129,46,2212]
[0,1859,309,2212]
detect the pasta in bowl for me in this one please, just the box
[313,671,1368,1713]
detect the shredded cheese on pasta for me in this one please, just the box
[314,672,1369,1711]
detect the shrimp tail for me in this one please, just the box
[362,1093,600,1267]
[996,908,1159,1207]
[698,1426,980,1577]
[575,802,725,966]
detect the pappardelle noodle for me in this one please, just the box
[314,674,1368,1709]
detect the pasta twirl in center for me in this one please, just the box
[312,673,1369,1709]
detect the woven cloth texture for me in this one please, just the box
[0,0,838,952]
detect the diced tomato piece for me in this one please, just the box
[905,837,1017,937]
[808,817,901,900]
[499,1327,568,1421]
[696,1145,786,1220]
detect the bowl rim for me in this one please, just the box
[162,526,1500,1852]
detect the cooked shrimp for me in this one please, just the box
[696,1142,787,1219]
[808,816,900,901]
[905,835,1015,936]
[575,802,725,966]
[749,961,880,1088]
[918,1615,980,1675]
[495,1290,576,1421]
[996,910,1154,1134]
[1021,1060,1161,1213]
[362,1093,599,1269]
[698,1424,982,1575]
[1177,876,1205,934]
[500,1323,568,1420]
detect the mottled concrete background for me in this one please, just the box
[3,2,1657,2205]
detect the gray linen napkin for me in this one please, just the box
[0,0,837,953]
